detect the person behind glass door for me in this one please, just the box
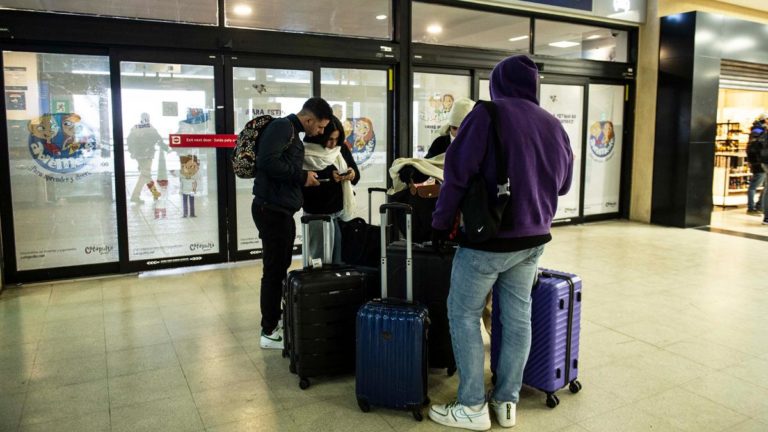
[301,116,360,264]
[252,97,332,350]
[126,113,163,204]
[426,97,474,159]
[746,114,767,215]
[429,55,573,430]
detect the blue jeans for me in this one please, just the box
[304,211,343,264]
[748,172,765,211]
[448,245,544,406]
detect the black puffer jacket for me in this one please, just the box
[252,115,306,213]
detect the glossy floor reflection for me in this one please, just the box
[1,220,767,431]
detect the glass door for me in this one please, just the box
[119,58,222,265]
[2,50,118,275]
[412,71,471,159]
[584,84,625,216]
[321,66,389,224]
[230,65,313,258]
[539,82,586,221]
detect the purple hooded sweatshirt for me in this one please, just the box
[432,55,573,248]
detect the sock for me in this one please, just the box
[468,403,485,412]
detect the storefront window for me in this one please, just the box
[412,2,530,52]
[322,67,388,223]
[225,0,392,39]
[232,67,312,253]
[535,20,628,62]
[3,51,117,270]
[0,0,218,24]
[584,84,624,216]
[120,61,219,262]
[413,72,471,158]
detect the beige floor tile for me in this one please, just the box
[633,387,747,432]
[683,371,768,418]
[722,357,768,390]
[0,363,32,395]
[182,353,263,393]
[172,333,246,366]
[105,322,171,352]
[39,315,104,341]
[0,393,25,431]
[552,426,590,432]
[110,394,203,432]
[102,296,159,315]
[34,335,105,364]
[19,410,110,432]
[107,342,180,377]
[612,320,694,347]
[29,353,107,391]
[664,338,755,370]
[204,411,298,432]
[108,365,190,408]
[726,419,768,432]
[192,378,282,428]
[44,301,103,322]
[579,405,686,432]
[48,286,102,306]
[103,307,165,332]
[164,316,233,341]
[0,342,38,371]
[288,396,395,432]
[21,379,109,426]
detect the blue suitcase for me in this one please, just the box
[491,268,582,408]
[355,203,429,422]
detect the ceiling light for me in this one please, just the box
[233,4,252,16]
[549,41,580,48]
[426,24,443,35]
[376,14,387,20]
[508,35,529,42]
[586,35,601,40]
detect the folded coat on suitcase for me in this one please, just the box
[490,268,582,408]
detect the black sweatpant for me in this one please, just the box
[252,201,296,334]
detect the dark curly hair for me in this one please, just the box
[304,115,345,148]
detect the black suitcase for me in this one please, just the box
[356,203,429,421]
[283,215,372,390]
[386,241,456,375]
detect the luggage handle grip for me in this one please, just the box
[379,203,412,215]
[300,215,331,224]
[368,187,388,194]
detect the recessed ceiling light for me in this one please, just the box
[376,14,387,20]
[508,35,529,42]
[233,4,252,16]
[549,41,580,48]
[427,24,443,35]
[586,35,601,40]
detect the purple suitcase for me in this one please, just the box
[490,268,582,408]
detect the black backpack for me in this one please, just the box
[232,115,275,179]
[747,124,768,165]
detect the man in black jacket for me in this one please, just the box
[253,97,332,349]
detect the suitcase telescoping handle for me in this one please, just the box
[379,203,413,302]
[299,215,332,268]
[368,187,388,224]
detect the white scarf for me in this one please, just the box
[303,142,356,220]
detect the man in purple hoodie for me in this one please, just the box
[428,56,573,430]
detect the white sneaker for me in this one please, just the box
[429,401,491,431]
[490,399,516,428]
[260,326,283,350]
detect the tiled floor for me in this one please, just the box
[710,207,768,239]
[1,220,767,431]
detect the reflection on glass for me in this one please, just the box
[412,3,530,52]
[232,67,312,253]
[479,79,491,102]
[322,67,388,223]
[413,72,471,158]
[3,51,117,270]
[535,20,628,62]
[120,61,219,261]
[225,0,391,39]
[0,0,218,24]
[539,84,583,220]
[584,84,624,216]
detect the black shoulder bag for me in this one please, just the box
[459,100,510,243]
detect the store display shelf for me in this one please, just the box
[729,173,753,177]
[715,152,744,157]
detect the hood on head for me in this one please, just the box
[489,55,539,104]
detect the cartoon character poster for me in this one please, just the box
[27,112,98,175]
[588,120,616,159]
[345,117,376,165]
[584,85,624,216]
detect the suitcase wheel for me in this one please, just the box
[357,397,371,413]
[546,393,560,409]
[569,380,582,394]
[412,409,423,422]
[299,378,310,390]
